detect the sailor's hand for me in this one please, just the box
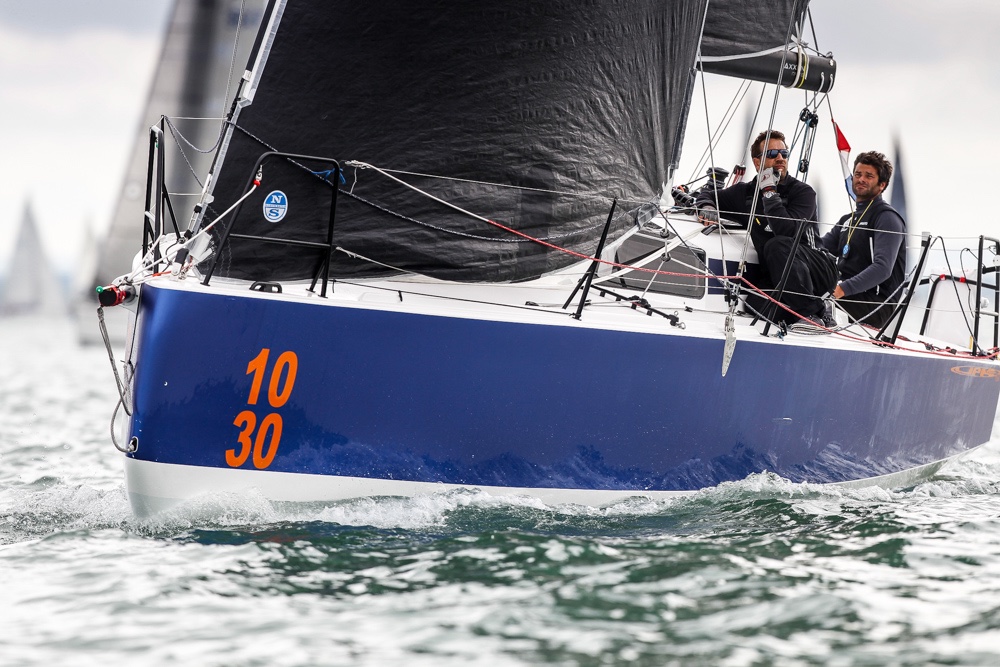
[758,167,779,192]
[697,205,719,226]
[833,284,845,299]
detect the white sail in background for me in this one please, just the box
[0,203,67,318]
[72,221,100,339]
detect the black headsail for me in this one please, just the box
[190,0,818,283]
[698,0,834,93]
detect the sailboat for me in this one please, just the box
[77,0,264,344]
[100,0,1000,516]
[0,203,66,319]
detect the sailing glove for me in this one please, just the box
[697,205,720,225]
[758,167,779,191]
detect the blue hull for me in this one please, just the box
[126,284,1000,491]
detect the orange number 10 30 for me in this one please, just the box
[226,348,298,469]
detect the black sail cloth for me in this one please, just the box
[197,0,815,283]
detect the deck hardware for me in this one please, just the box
[250,281,282,293]
[563,198,618,319]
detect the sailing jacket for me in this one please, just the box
[695,174,820,257]
[820,195,906,300]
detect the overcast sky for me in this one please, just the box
[1,0,999,274]
[681,1,1000,249]
[0,0,172,274]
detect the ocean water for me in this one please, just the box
[2,318,1000,666]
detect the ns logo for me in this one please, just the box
[263,190,288,222]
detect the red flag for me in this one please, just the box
[832,120,855,200]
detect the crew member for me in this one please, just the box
[695,130,836,326]
[820,151,906,329]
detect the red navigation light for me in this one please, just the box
[96,285,135,307]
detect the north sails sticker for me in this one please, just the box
[263,191,288,222]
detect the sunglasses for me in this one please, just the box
[763,148,789,159]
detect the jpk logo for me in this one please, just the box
[951,365,1000,381]
[263,190,288,222]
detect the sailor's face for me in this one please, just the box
[852,163,885,201]
[754,139,788,178]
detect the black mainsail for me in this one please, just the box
[193,0,821,283]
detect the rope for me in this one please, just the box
[98,305,137,454]
[473,214,999,359]
[109,397,133,454]
[98,306,132,417]
[120,177,261,285]
[231,123,651,207]
[220,0,246,122]
[938,236,978,343]
[375,167,613,203]
[333,221,998,360]
[689,79,753,182]
[695,67,732,301]
[333,272,582,316]
[341,187,615,245]
[163,116,207,188]
[158,0,249,189]
[336,160,1000,359]
[125,109,1000,363]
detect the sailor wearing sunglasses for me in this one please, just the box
[695,130,837,328]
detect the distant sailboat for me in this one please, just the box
[0,203,66,318]
[72,220,99,315]
[77,0,264,343]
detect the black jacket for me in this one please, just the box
[820,196,906,300]
[695,174,819,257]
